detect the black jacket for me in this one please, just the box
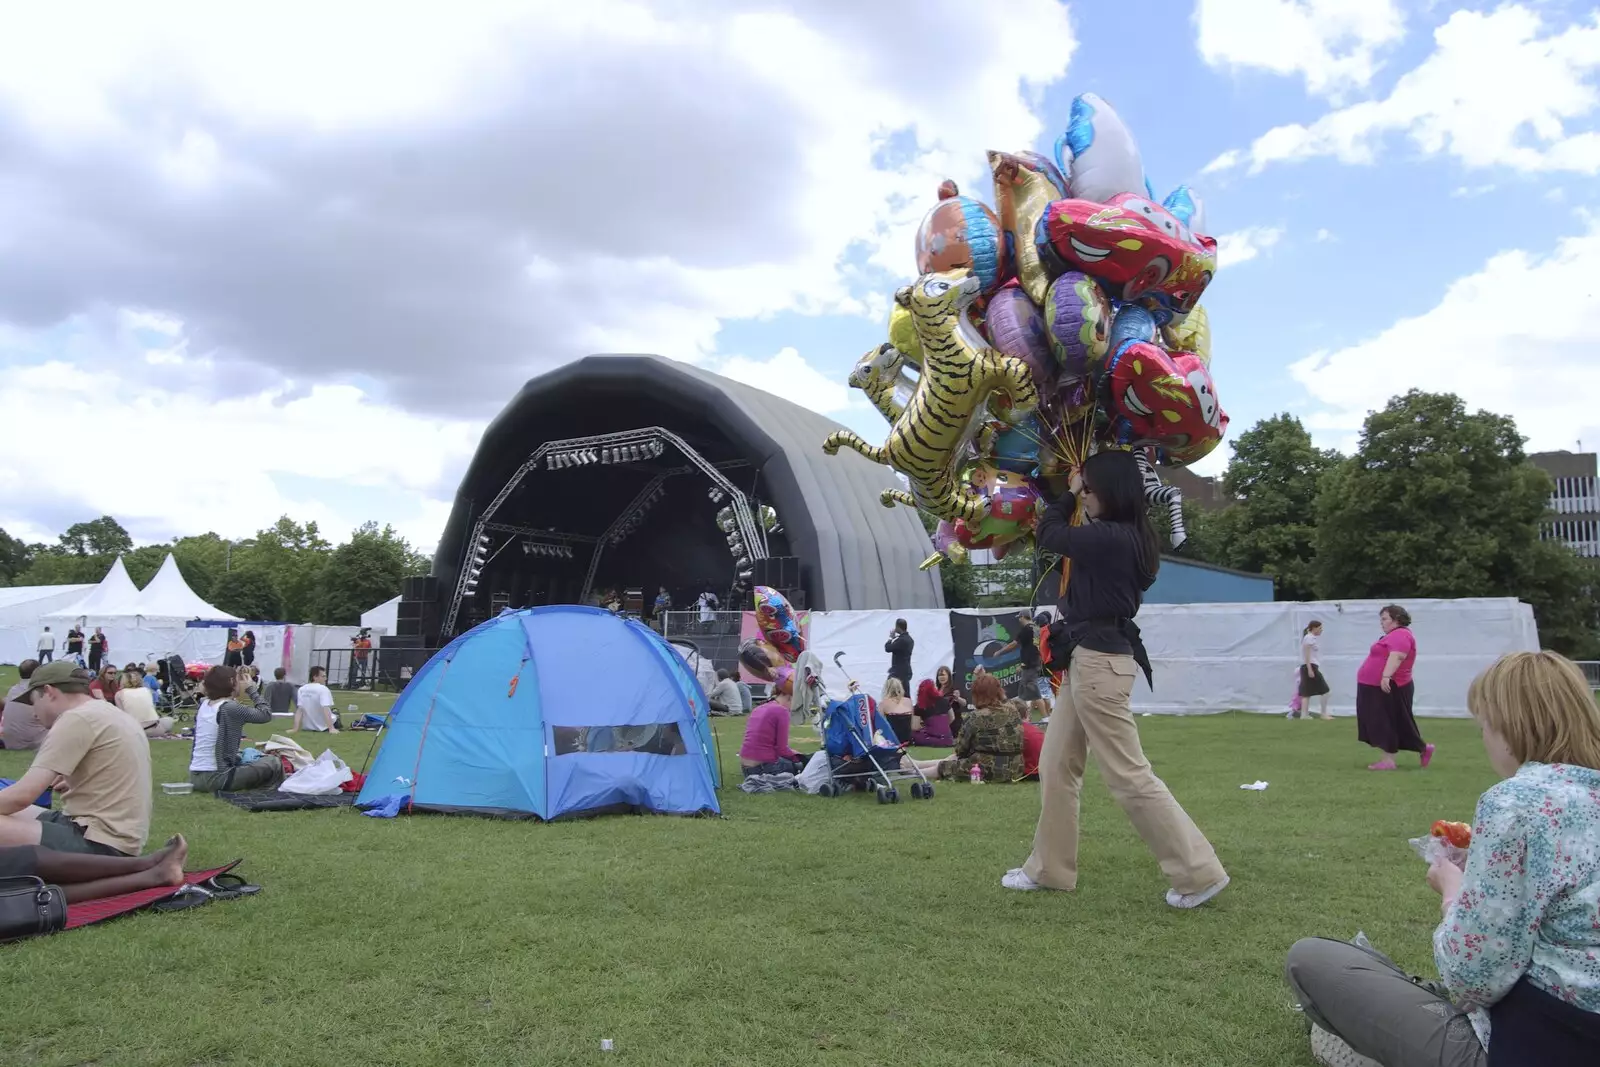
[885,631,914,679]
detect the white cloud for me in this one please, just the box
[0,346,478,554]
[1207,6,1600,175]
[717,347,861,417]
[1291,219,1600,454]
[1314,227,1335,242]
[1450,184,1496,198]
[1194,0,1405,97]
[0,0,1080,546]
[1216,226,1284,267]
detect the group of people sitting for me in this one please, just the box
[735,662,1044,785]
[0,658,345,907]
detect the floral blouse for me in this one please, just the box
[1433,761,1600,1044]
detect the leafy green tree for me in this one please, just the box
[57,516,132,557]
[11,551,106,587]
[239,517,331,621]
[1314,391,1538,599]
[1192,415,1339,600]
[1314,390,1597,655]
[940,560,978,608]
[316,522,428,624]
[0,528,35,585]
[210,565,286,621]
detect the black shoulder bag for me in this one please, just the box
[0,875,68,942]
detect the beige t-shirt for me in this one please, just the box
[31,699,152,855]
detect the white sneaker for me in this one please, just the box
[1165,875,1230,909]
[1001,869,1044,891]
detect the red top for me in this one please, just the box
[1021,721,1045,778]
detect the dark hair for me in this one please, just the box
[717,668,731,681]
[1080,450,1160,589]
[310,665,327,682]
[935,665,951,686]
[1381,605,1411,628]
[274,667,287,680]
[18,659,38,680]
[895,618,908,631]
[971,673,1005,707]
[202,665,236,700]
[1303,621,1322,635]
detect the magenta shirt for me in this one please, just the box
[1357,627,1416,687]
[738,701,798,764]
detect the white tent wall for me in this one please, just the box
[360,596,399,635]
[0,585,96,664]
[286,626,367,684]
[806,598,1538,718]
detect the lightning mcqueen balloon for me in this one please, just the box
[1106,342,1227,464]
[1038,192,1217,316]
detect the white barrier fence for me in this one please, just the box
[806,598,1539,719]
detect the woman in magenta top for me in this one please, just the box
[738,667,807,777]
[1354,604,1434,771]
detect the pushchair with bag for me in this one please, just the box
[156,654,201,720]
[816,653,934,803]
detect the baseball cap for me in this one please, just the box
[13,660,95,704]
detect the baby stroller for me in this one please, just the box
[156,654,201,720]
[816,653,934,804]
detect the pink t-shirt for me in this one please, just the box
[738,701,798,764]
[1357,627,1416,687]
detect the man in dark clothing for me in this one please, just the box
[263,668,298,718]
[885,618,914,690]
[1000,612,1050,721]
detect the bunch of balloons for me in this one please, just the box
[821,93,1228,567]
[739,585,805,682]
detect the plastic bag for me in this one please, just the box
[796,751,831,795]
[279,749,353,796]
[1408,835,1469,870]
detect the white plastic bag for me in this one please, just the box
[279,749,352,795]
[796,751,831,795]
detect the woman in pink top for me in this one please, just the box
[1354,604,1434,771]
[738,667,809,777]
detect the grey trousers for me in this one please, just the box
[1286,937,1486,1067]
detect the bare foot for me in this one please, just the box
[151,834,188,887]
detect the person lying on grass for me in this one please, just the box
[1286,650,1600,1067]
[188,666,283,794]
[0,834,187,903]
[0,661,152,858]
[903,673,1025,783]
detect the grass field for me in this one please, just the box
[0,666,1499,1067]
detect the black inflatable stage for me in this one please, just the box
[407,354,943,643]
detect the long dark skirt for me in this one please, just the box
[1355,682,1425,753]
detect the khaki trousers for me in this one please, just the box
[1022,647,1226,893]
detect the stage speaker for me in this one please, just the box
[402,575,438,600]
[379,633,422,649]
[753,556,801,590]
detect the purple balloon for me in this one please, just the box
[1044,271,1113,381]
[984,287,1055,393]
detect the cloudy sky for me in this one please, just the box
[1,0,1597,556]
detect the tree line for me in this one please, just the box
[940,390,1600,659]
[0,515,432,626]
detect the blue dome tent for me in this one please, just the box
[359,606,720,820]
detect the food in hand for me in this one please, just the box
[1430,820,1472,849]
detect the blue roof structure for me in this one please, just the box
[358,606,720,820]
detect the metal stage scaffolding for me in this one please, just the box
[441,426,771,639]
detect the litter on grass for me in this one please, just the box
[1239,780,1270,791]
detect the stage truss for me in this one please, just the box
[441,426,768,638]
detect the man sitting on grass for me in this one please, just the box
[2,659,46,751]
[294,666,338,733]
[263,667,298,719]
[0,662,152,858]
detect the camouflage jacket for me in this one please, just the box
[954,704,1025,782]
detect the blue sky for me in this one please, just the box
[0,0,1596,553]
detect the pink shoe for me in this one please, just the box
[1367,759,1397,771]
[1421,743,1435,768]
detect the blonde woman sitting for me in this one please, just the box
[1286,651,1600,1067]
[114,668,176,738]
[878,677,915,746]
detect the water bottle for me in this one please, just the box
[969,763,983,785]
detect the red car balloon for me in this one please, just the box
[1040,192,1217,314]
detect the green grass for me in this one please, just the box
[0,665,1498,1067]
